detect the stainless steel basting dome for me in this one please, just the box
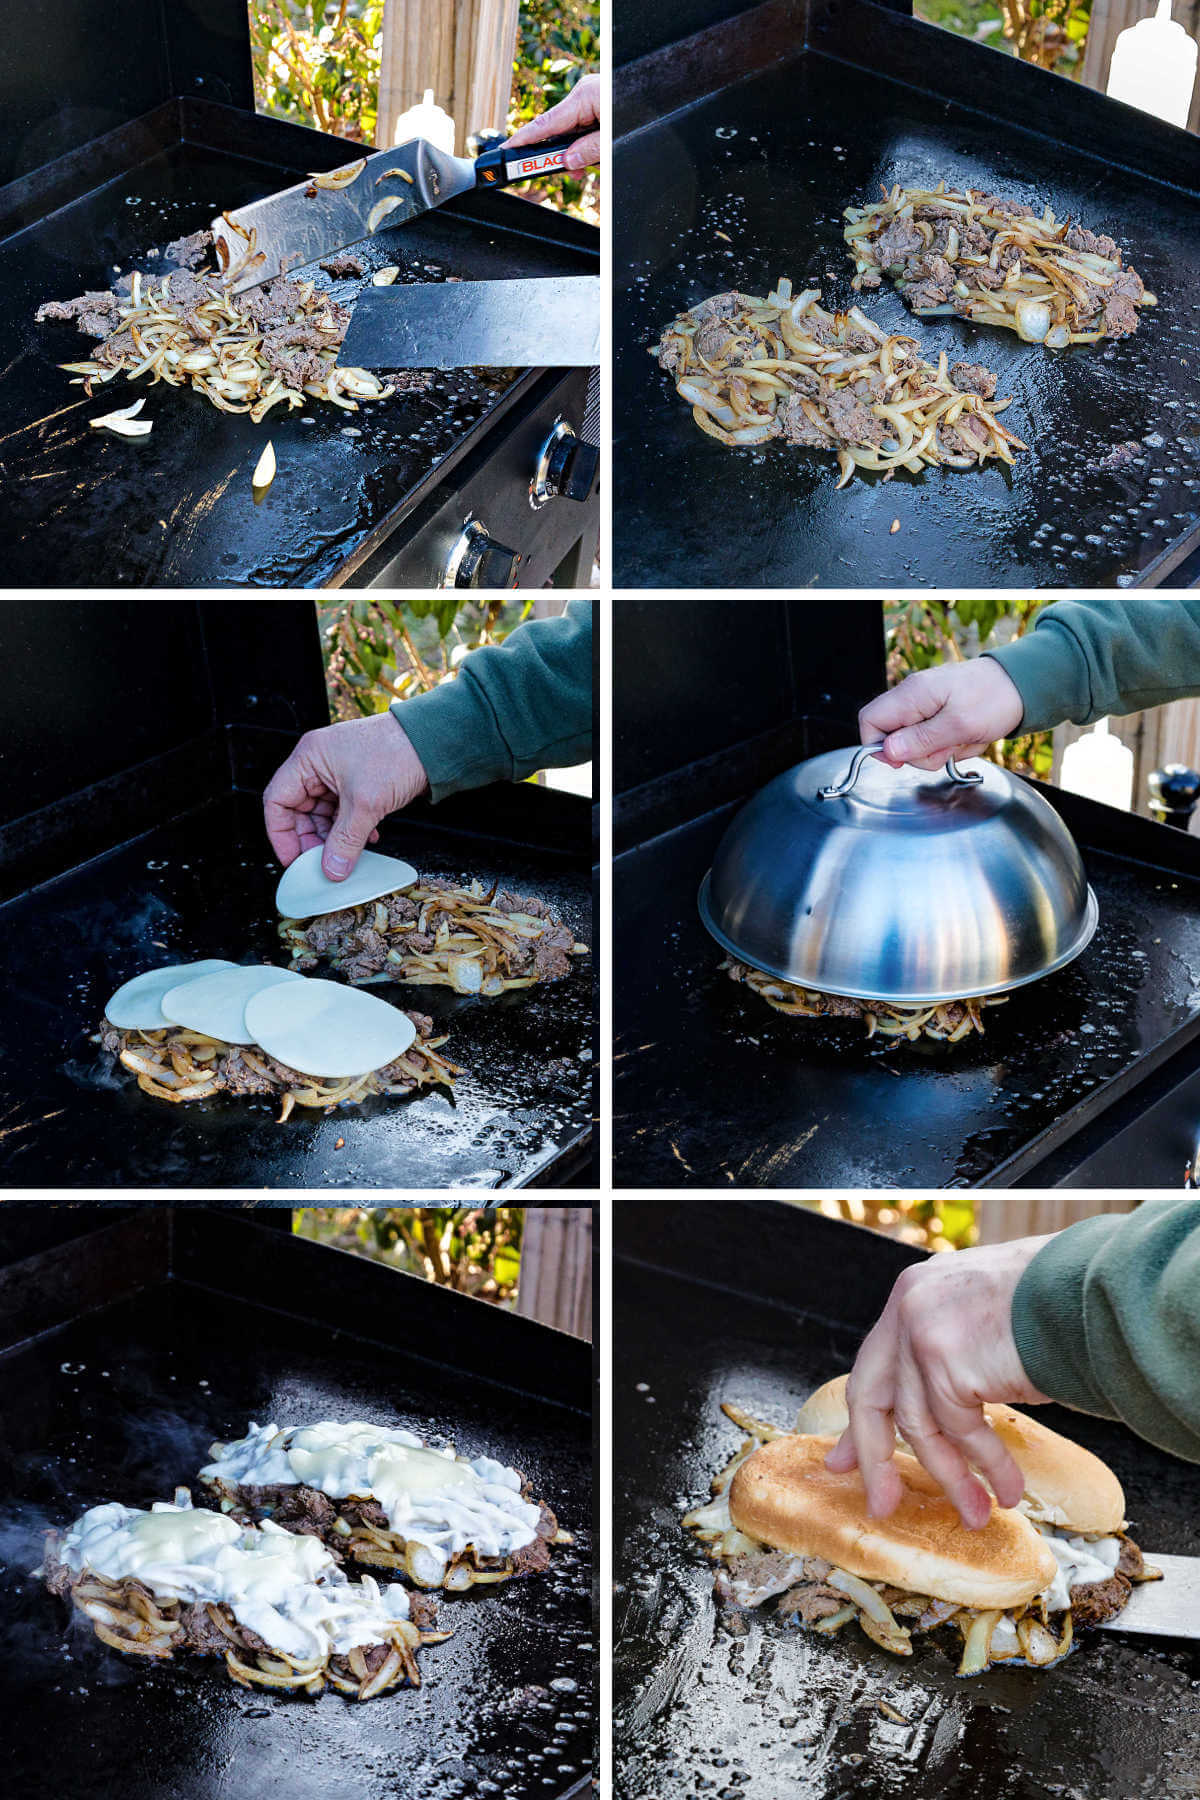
[698,743,1099,1005]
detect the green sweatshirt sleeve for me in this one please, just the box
[391,600,593,803]
[1011,1198,1200,1462]
[985,600,1200,735]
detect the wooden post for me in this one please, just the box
[377,0,521,154]
[516,1206,593,1339]
[975,1198,1136,1243]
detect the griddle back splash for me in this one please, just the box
[614,49,1200,587]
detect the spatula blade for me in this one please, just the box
[1095,1555,1200,1637]
[338,276,601,370]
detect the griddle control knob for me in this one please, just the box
[532,420,600,507]
[444,520,521,589]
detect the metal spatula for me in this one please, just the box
[336,276,601,370]
[212,128,591,293]
[1095,1555,1200,1637]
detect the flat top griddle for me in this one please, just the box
[614,47,1200,588]
[3,126,592,588]
[2,1282,594,1800]
[614,799,1200,1188]
[0,791,593,1189]
[614,1208,1200,1800]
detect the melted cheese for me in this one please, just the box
[62,1499,411,1661]
[1035,1524,1122,1613]
[201,1421,541,1576]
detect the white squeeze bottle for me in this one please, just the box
[392,88,456,154]
[1060,718,1134,812]
[1107,0,1197,129]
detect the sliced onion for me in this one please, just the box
[252,439,276,490]
[367,196,405,233]
[1013,296,1052,343]
[957,1607,1002,1676]
[375,167,415,185]
[372,266,400,286]
[310,159,366,190]
[90,397,152,436]
[1045,323,1071,350]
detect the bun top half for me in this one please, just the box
[728,1433,1057,1609]
[794,1374,1125,1535]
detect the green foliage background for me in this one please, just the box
[294,1205,524,1301]
[319,598,537,719]
[249,0,598,219]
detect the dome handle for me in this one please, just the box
[818,741,985,800]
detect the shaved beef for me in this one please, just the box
[1110,267,1144,302]
[950,360,997,400]
[657,334,685,374]
[695,318,734,362]
[216,1051,276,1096]
[98,1021,123,1056]
[777,1581,846,1623]
[534,941,572,981]
[497,891,549,917]
[872,218,924,268]
[239,279,312,327]
[409,1592,438,1631]
[42,1541,72,1597]
[163,228,213,270]
[823,386,886,448]
[179,1602,233,1654]
[403,931,434,953]
[162,270,218,311]
[93,329,137,368]
[271,1485,338,1535]
[959,265,1003,291]
[779,394,828,446]
[319,253,366,278]
[1103,293,1140,337]
[690,292,740,323]
[511,1535,553,1576]
[339,1497,391,1531]
[304,907,364,951]
[962,221,992,256]
[720,1549,808,1608]
[260,322,332,390]
[35,290,120,338]
[1117,1535,1146,1580]
[901,253,956,311]
[1070,1572,1131,1627]
[1064,224,1118,259]
[385,893,419,926]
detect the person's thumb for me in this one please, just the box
[321,802,376,880]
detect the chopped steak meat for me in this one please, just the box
[1069,1572,1132,1627]
[822,387,887,449]
[178,1602,234,1655]
[1102,293,1140,337]
[777,1581,846,1623]
[690,292,740,323]
[950,361,998,400]
[1117,1535,1146,1581]
[1064,224,1118,259]
[34,290,120,338]
[319,253,366,278]
[163,228,214,270]
[217,1051,276,1096]
[872,218,924,267]
[511,1535,553,1576]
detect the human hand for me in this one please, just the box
[858,658,1024,772]
[504,73,601,170]
[263,712,429,879]
[824,1236,1055,1528]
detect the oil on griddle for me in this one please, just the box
[5,141,587,587]
[0,791,593,1189]
[614,1247,1200,1800]
[615,55,1200,588]
[1,1285,594,1800]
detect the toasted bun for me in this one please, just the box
[795,1375,1125,1535]
[729,1434,1057,1609]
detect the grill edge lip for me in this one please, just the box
[697,872,1101,1007]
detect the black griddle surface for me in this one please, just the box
[614,1233,1200,1800]
[614,805,1200,1188]
[0,791,593,1188]
[3,139,587,588]
[614,54,1200,588]
[1,1283,594,1800]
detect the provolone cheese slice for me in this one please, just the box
[243,978,416,1078]
[275,846,417,920]
[161,964,304,1045]
[105,961,237,1030]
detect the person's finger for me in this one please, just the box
[893,1344,992,1529]
[828,1334,904,1517]
[321,799,379,880]
[563,129,601,170]
[858,676,942,744]
[901,739,992,773]
[877,713,968,768]
[923,1380,1028,1512]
